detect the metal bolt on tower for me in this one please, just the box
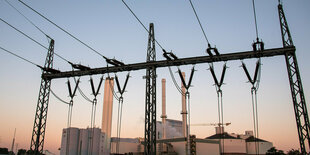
[30,39,55,154]
[278,1,310,153]
[144,23,157,155]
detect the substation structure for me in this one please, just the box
[30,3,309,155]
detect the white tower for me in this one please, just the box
[101,77,114,155]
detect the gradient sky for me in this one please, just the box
[0,0,309,154]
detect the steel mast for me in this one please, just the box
[278,1,310,153]
[144,23,157,155]
[30,39,55,155]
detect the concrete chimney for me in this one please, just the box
[161,78,167,139]
[215,126,224,135]
[102,77,114,155]
[181,72,187,137]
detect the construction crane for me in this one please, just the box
[191,123,231,127]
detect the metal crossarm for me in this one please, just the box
[42,47,295,80]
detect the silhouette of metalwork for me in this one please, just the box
[30,39,55,154]
[26,2,309,154]
[144,23,157,155]
[278,1,310,154]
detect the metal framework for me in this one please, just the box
[28,4,310,153]
[30,39,55,154]
[144,23,157,155]
[42,47,294,80]
[278,2,310,153]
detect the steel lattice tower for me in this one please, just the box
[278,2,310,153]
[144,23,157,155]
[30,39,55,154]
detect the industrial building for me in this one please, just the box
[60,76,273,155]
[60,127,105,155]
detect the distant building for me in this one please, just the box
[245,136,273,155]
[206,128,273,155]
[110,137,143,154]
[206,133,247,155]
[60,127,105,155]
[157,119,183,139]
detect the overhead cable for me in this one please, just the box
[188,0,209,44]
[121,0,165,51]
[71,74,93,103]
[18,0,110,60]
[252,0,259,40]
[4,0,50,39]
[0,17,69,63]
[168,66,185,96]
[0,46,41,68]
[50,89,70,105]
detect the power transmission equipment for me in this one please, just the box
[36,8,308,153]
[30,39,55,154]
[144,23,157,155]
[278,1,310,153]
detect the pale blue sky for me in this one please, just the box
[0,0,309,154]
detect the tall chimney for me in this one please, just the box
[102,77,114,155]
[161,79,167,139]
[181,72,187,137]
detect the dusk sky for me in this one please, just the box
[0,0,309,154]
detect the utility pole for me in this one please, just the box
[144,23,157,155]
[30,39,55,155]
[278,1,310,153]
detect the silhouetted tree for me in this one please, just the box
[266,147,285,155]
[8,151,15,155]
[25,150,44,155]
[0,147,9,154]
[17,149,26,155]
[287,149,301,155]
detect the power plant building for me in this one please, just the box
[60,127,105,155]
[59,77,274,155]
[157,119,183,139]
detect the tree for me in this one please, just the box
[287,149,301,155]
[8,151,15,155]
[0,148,9,154]
[17,149,26,155]
[266,147,285,155]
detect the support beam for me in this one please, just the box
[42,47,295,80]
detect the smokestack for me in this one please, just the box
[216,126,224,135]
[102,77,114,155]
[11,128,16,153]
[161,79,167,139]
[181,72,187,137]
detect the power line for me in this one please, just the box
[18,0,109,60]
[4,0,50,39]
[121,0,165,51]
[0,17,69,63]
[0,46,41,68]
[188,0,210,45]
[50,89,70,105]
[252,0,259,40]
